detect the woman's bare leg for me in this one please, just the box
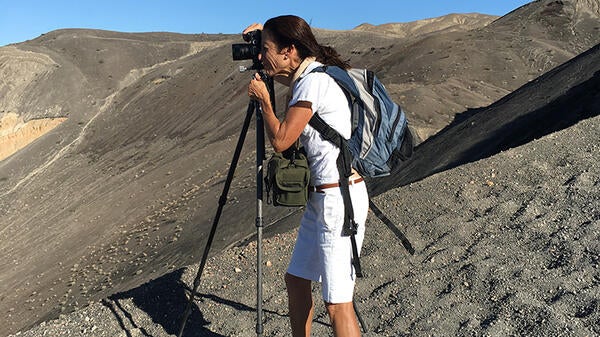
[325,301,360,337]
[285,273,314,337]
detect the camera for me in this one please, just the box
[232,29,262,68]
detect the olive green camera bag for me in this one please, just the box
[265,147,310,207]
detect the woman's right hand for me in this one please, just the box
[248,73,269,103]
[243,23,263,35]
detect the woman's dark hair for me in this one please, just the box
[264,15,350,69]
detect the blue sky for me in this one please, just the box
[0,0,532,46]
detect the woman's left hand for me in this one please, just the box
[243,23,263,35]
[248,73,269,103]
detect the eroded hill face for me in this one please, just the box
[0,0,599,334]
[0,113,66,160]
[0,47,69,160]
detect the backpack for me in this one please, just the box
[307,66,415,277]
[308,66,413,178]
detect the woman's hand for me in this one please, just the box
[243,23,263,35]
[248,73,269,103]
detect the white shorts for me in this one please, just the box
[287,181,369,303]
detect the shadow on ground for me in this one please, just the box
[104,269,225,337]
[102,267,331,336]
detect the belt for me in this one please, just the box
[309,177,364,193]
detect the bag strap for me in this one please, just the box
[309,113,363,277]
[281,139,302,163]
[307,66,369,277]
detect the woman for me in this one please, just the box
[246,15,369,337]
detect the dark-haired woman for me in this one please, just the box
[246,15,368,337]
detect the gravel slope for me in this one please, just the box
[10,115,599,337]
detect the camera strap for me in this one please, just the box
[285,56,317,106]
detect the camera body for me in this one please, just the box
[232,29,262,69]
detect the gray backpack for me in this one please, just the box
[307,66,414,277]
[308,66,413,179]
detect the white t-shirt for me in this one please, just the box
[288,61,351,186]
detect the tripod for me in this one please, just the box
[178,74,273,337]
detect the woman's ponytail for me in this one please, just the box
[317,45,350,70]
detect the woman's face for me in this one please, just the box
[259,29,289,77]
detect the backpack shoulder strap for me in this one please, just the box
[306,65,358,178]
[308,114,353,179]
[308,114,344,148]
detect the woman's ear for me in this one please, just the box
[284,45,295,55]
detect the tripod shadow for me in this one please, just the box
[103,268,332,336]
[103,269,224,337]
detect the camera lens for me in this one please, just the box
[232,44,260,61]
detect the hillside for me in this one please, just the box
[1,0,599,335]
[353,13,497,37]
[9,45,600,337]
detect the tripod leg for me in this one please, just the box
[178,101,256,337]
[255,102,265,336]
[255,73,274,337]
